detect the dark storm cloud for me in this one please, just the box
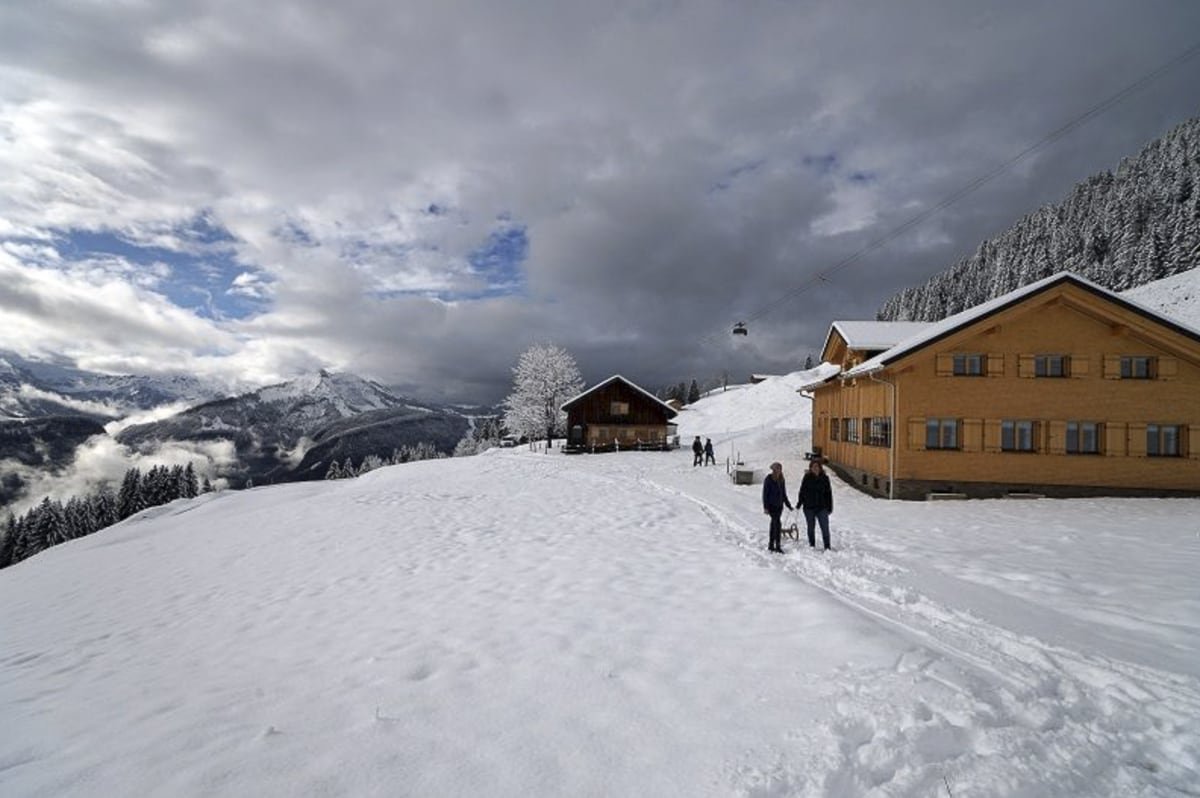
[1,0,1197,402]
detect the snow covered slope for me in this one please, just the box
[2,370,1197,796]
[1122,265,1200,329]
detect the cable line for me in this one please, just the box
[708,37,1200,347]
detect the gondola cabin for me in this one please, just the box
[560,375,679,452]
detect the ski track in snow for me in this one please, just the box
[559,447,1200,796]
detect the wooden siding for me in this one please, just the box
[811,281,1200,497]
[564,378,674,446]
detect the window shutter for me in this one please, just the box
[1104,423,1126,457]
[908,418,925,450]
[1103,355,1121,379]
[935,354,953,376]
[962,418,983,452]
[987,353,1004,377]
[1017,355,1035,378]
[983,420,1002,453]
[1127,423,1147,457]
[1158,357,1178,380]
[1189,425,1200,460]
[1070,355,1090,378]
[1048,421,1066,455]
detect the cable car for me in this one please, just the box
[732,322,748,336]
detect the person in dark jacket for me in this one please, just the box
[692,436,704,467]
[703,438,716,466]
[797,459,834,550]
[761,461,793,553]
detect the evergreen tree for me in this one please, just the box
[0,514,17,569]
[804,355,814,370]
[117,467,145,520]
[325,460,343,479]
[12,512,38,565]
[181,462,200,499]
[42,498,69,548]
[201,476,214,493]
[91,488,118,531]
[688,380,701,404]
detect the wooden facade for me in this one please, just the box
[561,375,678,451]
[808,273,1200,499]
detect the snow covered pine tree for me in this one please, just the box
[502,344,584,452]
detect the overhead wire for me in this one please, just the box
[704,37,1200,350]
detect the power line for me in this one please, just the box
[708,37,1200,347]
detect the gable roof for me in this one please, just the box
[822,321,930,356]
[560,374,678,417]
[845,271,1200,378]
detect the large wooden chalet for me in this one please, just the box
[801,271,1200,499]
[561,375,678,452]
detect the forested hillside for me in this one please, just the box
[878,116,1200,321]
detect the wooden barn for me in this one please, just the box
[560,375,679,452]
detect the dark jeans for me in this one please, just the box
[804,508,831,549]
[704,453,715,465]
[693,452,703,466]
[767,509,783,550]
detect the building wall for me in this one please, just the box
[564,379,674,447]
[813,283,1200,498]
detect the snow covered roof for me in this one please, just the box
[560,374,678,417]
[844,271,1200,378]
[823,321,931,356]
[793,362,842,392]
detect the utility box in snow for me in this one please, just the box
[732,468,755,485]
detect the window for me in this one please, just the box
[844,417,859,444]
[925,418,959,450]
[1001,420,1036,452]
[952,354,985,376]
[1066,421,1101,454]
[610,401,630,416]
[1120,356,1155,379]
[830,418,840,442]
[1147,424,1181,457]
[1035,355,1069,377]
[866,417,892,447]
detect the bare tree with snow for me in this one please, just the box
[502,344,584,452]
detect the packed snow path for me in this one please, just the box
[3,427,1198,795]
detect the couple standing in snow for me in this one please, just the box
[762,459,833,552]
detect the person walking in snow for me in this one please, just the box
[762,461,793,553]
[797,458,834,550]
[692,436,704,467]
[703,438,716,466]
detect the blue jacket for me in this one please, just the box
[762,474,792,513]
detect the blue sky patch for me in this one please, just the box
[466,225,528,298]
[45,215,268,321]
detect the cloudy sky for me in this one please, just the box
[1,1,1198,403]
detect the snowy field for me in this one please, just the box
[2,372,1198,796]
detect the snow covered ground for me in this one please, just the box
[2,371,1198,796]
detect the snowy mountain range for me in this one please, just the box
[878,116,1200,321]
[116,370,470,486]
[0,350,220,421]
[0,360,478,510]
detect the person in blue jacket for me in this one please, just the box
[797,458,834,550]
[761,461,793,553]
